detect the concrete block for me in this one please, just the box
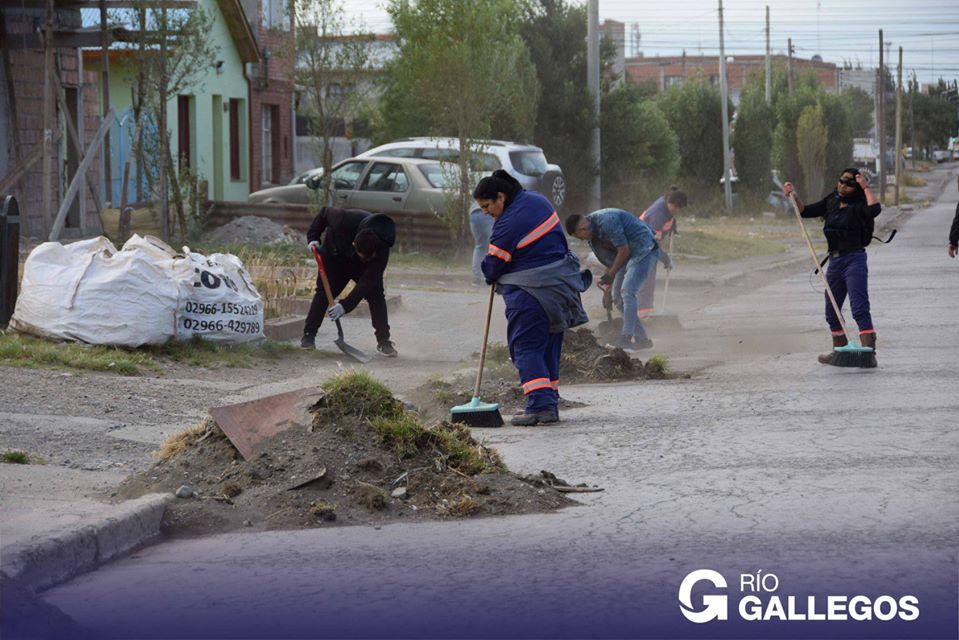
[264,315,304,342]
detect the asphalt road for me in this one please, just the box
[36,176,959,639]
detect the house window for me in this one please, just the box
[229,98,241,180]
[261,104,280,184]
[262,0,289,30]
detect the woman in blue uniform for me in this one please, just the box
[474,170,589,426]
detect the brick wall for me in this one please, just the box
[247,10,295,192]
[4,12,103,239]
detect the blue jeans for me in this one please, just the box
[825,250,873,333]
[616,248,659,340]
[470,210,494,282]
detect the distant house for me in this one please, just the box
[82,0,260,204]
[239,0,295,191]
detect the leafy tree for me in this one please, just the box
[656,77,728,186]
[905,76,959,158]
[383,0,538,243]
[796,104,828,198]
[295,0,374,205]
[841,87,874,138]
[518,0,593,212]
[732,74,776,195]
[600,83,678,208]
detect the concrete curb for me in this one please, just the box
[0,493,171,592]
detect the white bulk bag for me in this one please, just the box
[10,235,184,347]
[175,249,265,343]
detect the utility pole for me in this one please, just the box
[909,74,916,170]
[719,0,733,210]
[587,0,601,210]
[894,45,902,206]
[765,6,772,105]
[878,30,886,203]
[787,37,794,94]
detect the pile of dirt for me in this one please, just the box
[204,215,306,246]
[409,328,663,421]
[116,373,574,536]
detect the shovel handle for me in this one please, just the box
[311,247,337,307]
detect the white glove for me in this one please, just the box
[308,240,320,252]
[327,303,345,321]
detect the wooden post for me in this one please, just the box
[100,0,113,207]
[878,30,886,203]
[894,46,902,206]
[49,110,115,241]
[42,0,55,231]
[53,68,105,215]
[0,14,22,161]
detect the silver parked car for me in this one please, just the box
[248,158,470,218]
[357,137,566,210]
[247,168,324,205]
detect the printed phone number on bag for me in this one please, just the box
[184,301,259,316]
[181,317,262,334]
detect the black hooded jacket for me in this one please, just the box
[801,191,881,254]
[307,207,396,313]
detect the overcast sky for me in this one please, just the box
[339,0,959,87]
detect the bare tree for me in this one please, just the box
[294,0,373,205]
[125,2,219,240]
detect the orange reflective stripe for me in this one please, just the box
[662,218,675,232]
[487,244,512,262]
[831,330,846,336]
[521,377,552,394]
[639,208,649,220]
[550,380,559,390]
[517,212,559,249]
[859,329,876,335]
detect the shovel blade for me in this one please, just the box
[332,318,372,363]
[335,338,372,363]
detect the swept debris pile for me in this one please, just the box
[413,328,663,420]
[117,372,574,536]
[204,215,306,246]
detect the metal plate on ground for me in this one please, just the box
[208,387,324,460]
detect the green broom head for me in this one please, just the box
[451,396,504,428]
[830,340,877,368]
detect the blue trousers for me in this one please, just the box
[825,250,874,334]
[504,288,562,413]
[470,210,494,283]
[613,248,659,340]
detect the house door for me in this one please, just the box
[177,95,191,171]
[212,95,223,200]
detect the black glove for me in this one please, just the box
[599,272,614,286]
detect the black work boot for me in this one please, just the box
[510,409,559,426]
[859,332,878,368]
[300,334,316,349]
[818,333,847,364]
[377,340,398,357]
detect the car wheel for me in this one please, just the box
[542,171,566,210]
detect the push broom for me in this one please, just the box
[789,193,876,368]
[450,284,504,427]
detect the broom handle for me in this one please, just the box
[789,193,852,341]
[661,233,674,311]
[473,284,496,398]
